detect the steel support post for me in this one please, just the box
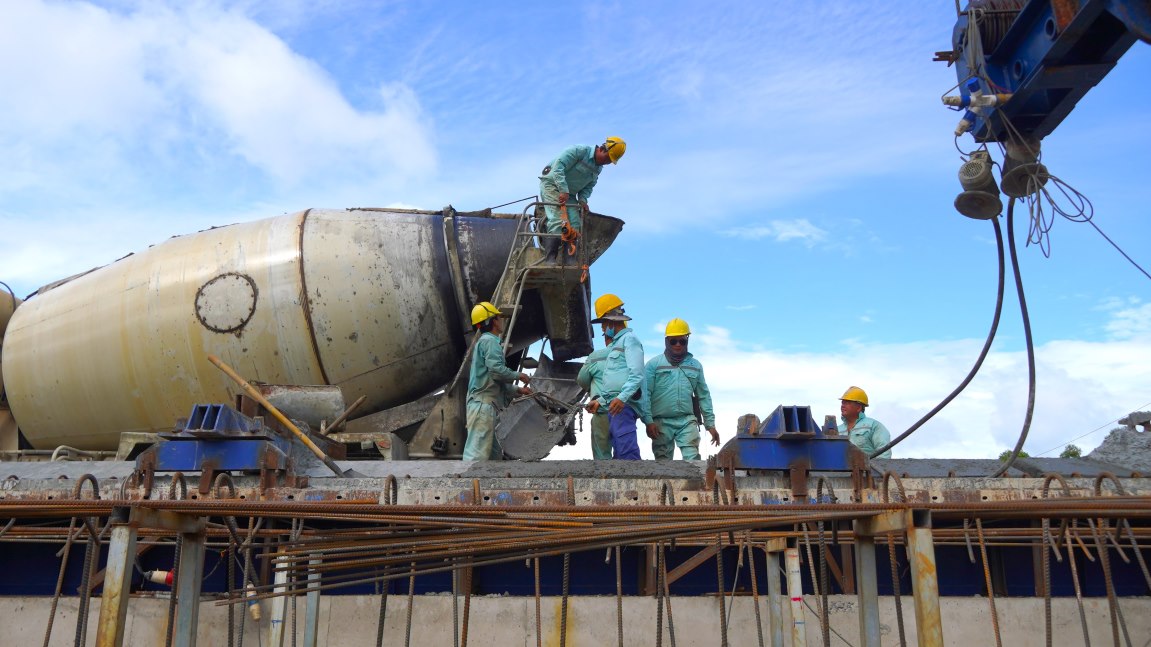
[765,544,785,647]
[95,507,137,647]
[173,522,208,647]
[785,546,807,647]
[852,528,881,647]
[303,556,322,647]
[906,510,944,646]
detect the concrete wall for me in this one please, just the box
[6,594,1149,646]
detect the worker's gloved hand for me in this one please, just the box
[646,422,661,439]
[608,397,626,415]
[707,426,720,446]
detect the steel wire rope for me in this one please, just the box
[1034,401,1151,456]
[992,197,1037,477]
[870,214,1006,458]
[988,72,1151,283]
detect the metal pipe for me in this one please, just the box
[785,547,807,647]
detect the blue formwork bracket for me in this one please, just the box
[714,405,870,501]
[137,403,301,494]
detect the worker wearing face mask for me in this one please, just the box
[585,293,650,460]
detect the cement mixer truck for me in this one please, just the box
[0,204,622,461]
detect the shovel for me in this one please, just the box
[208,355,364,478]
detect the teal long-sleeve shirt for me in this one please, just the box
[595,328,651,423]
[644,353,716,427]
[539,145,601,202]
[576,346,610,397]
[467,332,519,406]
[838,413,892,459]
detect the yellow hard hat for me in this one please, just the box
[604,136,626,164]
[665,318,691,337]
[591,293,631,323]
[840,386,869,406]
[470,301,502,326]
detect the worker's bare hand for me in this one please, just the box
[517,386,532,396]
[557,193,568,206]
[608,398,625,415]
[646,422,660,439]
[518,372,531,385]
[586,400,601,414]
[707,427,720,446]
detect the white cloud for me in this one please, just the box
[722,219,828,245]
[548,313,1151,462]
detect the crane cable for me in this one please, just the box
[870,211,1006,458]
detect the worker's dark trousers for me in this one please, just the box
[608,405,641,460]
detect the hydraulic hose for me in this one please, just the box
[870,211,1007,458]
[992,197,1037,477]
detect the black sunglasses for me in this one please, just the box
[667,337,688,346]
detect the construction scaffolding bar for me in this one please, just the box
[853,521,882,647]
[907,509,944,647]
[173,519,207,647]
[765,543,785,647]
[95,508,137,647]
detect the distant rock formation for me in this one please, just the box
[1088,414,1151,474]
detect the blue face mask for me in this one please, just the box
[603,327,617,341]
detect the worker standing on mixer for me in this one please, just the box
[538,137,626,260]
[463,302,531,461]
[586,294,649,460]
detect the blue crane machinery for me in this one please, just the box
[942,0,1150,218]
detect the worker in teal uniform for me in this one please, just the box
[644,318,720,460]
[576,334,613,460]
[463,302,531,461]
[586,293,649,460]
[538,137,626,259]
[837,386,892,458]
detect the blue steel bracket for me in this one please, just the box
[137,404,303,495]
[715,405,871,501]
[951,0,1148,142]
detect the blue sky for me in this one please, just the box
[1,0,1149,460]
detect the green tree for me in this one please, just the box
[998,450,1030,461]
[1059,444,1082,458]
